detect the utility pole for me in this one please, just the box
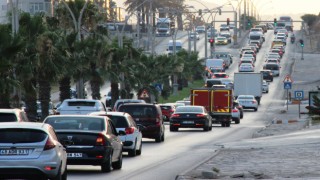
[243,0,246,31]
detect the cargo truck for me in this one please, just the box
[190,88,233,127]
[233,72,263,104]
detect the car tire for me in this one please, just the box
[112,151,123,170]
[128,141,137,157]
[136,141,142,155]
[266,90,269,93]
[161,132,165,142]
[203,126,210,131]
[170,126,178,132]
[235,118,240,124]
[221,122,225,127]
[155,134,162,143]
[101,154,112,173]
[254,108,258,112]
[226,121,231,127]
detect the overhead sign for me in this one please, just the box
[294,91,304,100]
[283,74,293,83]
[284,82,292,89]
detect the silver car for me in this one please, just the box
[262,80,269,93]
[236,95,259,111]
[0,122,67,179]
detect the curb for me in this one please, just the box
[175,149,221,180]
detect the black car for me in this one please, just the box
[44,115,125,173]
[169,106,212,132]
[118,103,165,143]
[261,70,274,82]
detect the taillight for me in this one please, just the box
[169,109,174,114]
[156,114,161,126]
[125,127,135,134]
[196,114,206,117]
[44,137,55,151]
[252,100,257,104]
[232,109,239,113]
[96,133,106,146]
[212,75,216,78]
[171,114,180,118]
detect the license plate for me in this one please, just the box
[0,149,30,155]
[67,153,82,157]
[183,121,194,124]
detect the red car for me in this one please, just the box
[159,104,175,121]
[211,72,229,79]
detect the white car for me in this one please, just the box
[90,112,143,157]
[236,95,258,111]
[189,32,200,40]
[231,106,241,124]
[239,63,254,72]
[0,122,67,179]
[262,80,269,93]
[56,99,107,115]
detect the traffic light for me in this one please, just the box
[247,19,251,26]
[198,9,202,16]
[274,18,277,26]
[299,39,304,47]
[209,39,214,47]
[227,18,230,26]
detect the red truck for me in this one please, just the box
[190,88,233,127]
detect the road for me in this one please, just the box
[65,29,297,179]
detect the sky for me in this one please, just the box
[200,0,320,16]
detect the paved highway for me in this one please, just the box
[65,29,298,179]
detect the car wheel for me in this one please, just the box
[203,126,209,131]
[235,118,240,124]
[51,165,62,180]
[161,132,165,142]
[128,140,137,157]
[221,122,226,127]
[112,151,122,170]
[101,154,112,172]
[155,133,162,143]
[226,121,231,127]
[254,108,258,112]
[170,126,178,132]
[266,90,269,93]
[61,164,67,180]
[136,141,142,156]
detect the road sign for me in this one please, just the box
[283,74,293,83]
[294,91,304,100]
[139,90,149,98]
[284,82,292,89]
[154,83,162,92]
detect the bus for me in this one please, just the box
[279,16,293,31]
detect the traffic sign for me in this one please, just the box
[154,83,162,92]
[284,82,292,89]
[283,74,293,83]
[139,90,149,98]
[294,91,304,100]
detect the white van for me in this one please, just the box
[56,99,107,115]
[167,40,182,56]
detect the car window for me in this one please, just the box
[107,115,129,128]
[176,106,203,113]
[0,113,18,122]
[119,105,157,118]
[107,120,117,135]
[0,129,47,143]
[45,116,104,131]
[67,101,96,107]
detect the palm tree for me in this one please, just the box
[0,24,24,108]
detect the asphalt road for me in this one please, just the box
[64,29,298,180]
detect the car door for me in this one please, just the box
[107,120,122,161]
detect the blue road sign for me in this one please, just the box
[284,82,292,89]
[154,83,163,92]
[294,91,304,100]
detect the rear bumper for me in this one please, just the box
[170,119,209,128]
[0,168,53,179]
[66,146,112,165]
[141,126,163,139]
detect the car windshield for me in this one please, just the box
[175,106,203,113]
[0,113,18,122]
[106,115,129,128]
[119,106,157,118]
[45,117,105,131]
[0,129,47,143]
[217,37,226,40]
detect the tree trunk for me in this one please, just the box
[90,74,102,100]
[0,90,11,108]
[23,79,38,122]
[177,13,183,30]
[111,81,119,109]
[59,76,71,102]
[38,79,51,122]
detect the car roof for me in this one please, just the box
[63,99,101,102]
[0,108,23,113]
[0,122,47,129]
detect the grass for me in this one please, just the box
[158,79,204,104]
